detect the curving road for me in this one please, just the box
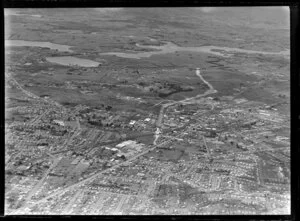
[155,68,217,131]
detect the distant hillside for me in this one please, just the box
[5,7,289,51]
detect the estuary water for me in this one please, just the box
[101,41,289,59]
[5,40,100,67]
[5,39,289,67]
[5,40,73,52]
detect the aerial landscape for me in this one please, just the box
[4,7,290,215]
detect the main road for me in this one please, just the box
[155,68,217,129]
[14,139,172,213]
